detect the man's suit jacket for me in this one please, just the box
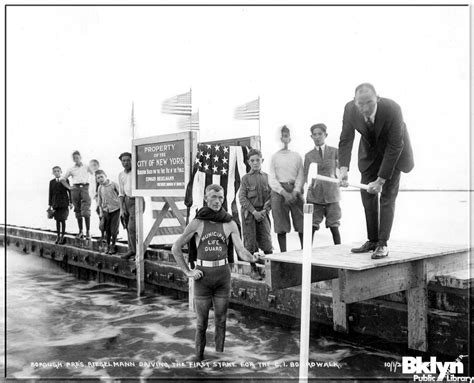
[303,146,340,204]
[338,97,414,180]
[49,179,70,208]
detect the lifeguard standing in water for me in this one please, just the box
[172,184,258,362]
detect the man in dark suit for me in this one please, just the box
[338,83,414,258]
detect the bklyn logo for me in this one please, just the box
[402,357,465,381]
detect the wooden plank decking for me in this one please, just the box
[264,241,470,271]
[264,240,471,352]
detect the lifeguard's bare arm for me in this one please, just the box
[227,221,258,262]
[171,220,203,278]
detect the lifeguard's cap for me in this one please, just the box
[119,152,132,160]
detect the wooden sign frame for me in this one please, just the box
[131,131,196,198]
[132,131,197,297]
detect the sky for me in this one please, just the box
[3,5,471,227]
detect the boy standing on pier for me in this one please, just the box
[49,166,72,244]
[303,124,342,244]
[238,149,272,280]
[61,151,93,240]
[96,170,121,255]
[269,125,305,252]
[172,184,258,362]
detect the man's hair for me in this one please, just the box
[248,149,262,159]
[72,150,81,157]
[119,152,132,160]
[95,169,106,177]
[355,83,377,95]
[52,166,61,171]
[281,125,290,135]
[90,159,99,166]
[310,123,327,135]
[205,184,224,195]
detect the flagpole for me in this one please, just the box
[258,96,261,138]
[131,102,135,139]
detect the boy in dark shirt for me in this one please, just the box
[49,166,72,244]
[96,170,121,255]
[238,149,272,280]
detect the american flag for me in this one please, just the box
[185,143,250,223]
[177,111,200,130]
[234,98,259,120]
[161,90,192,116]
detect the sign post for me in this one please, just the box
[132,131,197,298]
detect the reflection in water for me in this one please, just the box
[6,248,404,380]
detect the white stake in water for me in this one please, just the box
[299,163,318,382]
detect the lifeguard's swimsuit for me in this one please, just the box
[194,221,231,298]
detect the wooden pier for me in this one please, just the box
[265,241,470,352]
[2,225,472,357]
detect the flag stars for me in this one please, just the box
[206,144,212,149]
[205,153,210,160]
[213,155,219,162]
[223,147,229,153]
[221,168,227,175]
[222,157,228,164]
[204,164,209,171]
[214,144,220,151]
[195,158,201,165]
[213,166,218,173]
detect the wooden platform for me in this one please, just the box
[264,240,471,352]
[265,241,470,271]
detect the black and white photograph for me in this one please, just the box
[1,2,472,382]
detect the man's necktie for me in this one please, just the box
[366,118,374,130]
[318,146,323,159]
[366,118,376,145]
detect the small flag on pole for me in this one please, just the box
[234,98,259,120]
[177,111,200,130]
[161,90,192,116]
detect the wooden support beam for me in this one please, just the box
[265,260,338,290]
[424,251,469,281]
[143,201,170,249]
[407,260,428,352]
[338,262,418,304]
[165,197,188,228]
[331,276,348,333]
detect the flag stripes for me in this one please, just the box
[161,90,192,116]
[177,111,200,130]
[234,98,259,120]
[184,144,250,227]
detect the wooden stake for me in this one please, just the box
[135,197,145,296]
[189,278,195,312]
[299,203,313,383]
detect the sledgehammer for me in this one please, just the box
[305,163,370,191]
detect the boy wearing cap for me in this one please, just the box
[303,123,342,244]
[96,170,121,255]
[49,166,72,244]
[268,126,305,252]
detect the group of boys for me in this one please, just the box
[239,124,341,280]
[48,151,140,259]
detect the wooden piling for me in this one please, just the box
[299,203,313,383]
